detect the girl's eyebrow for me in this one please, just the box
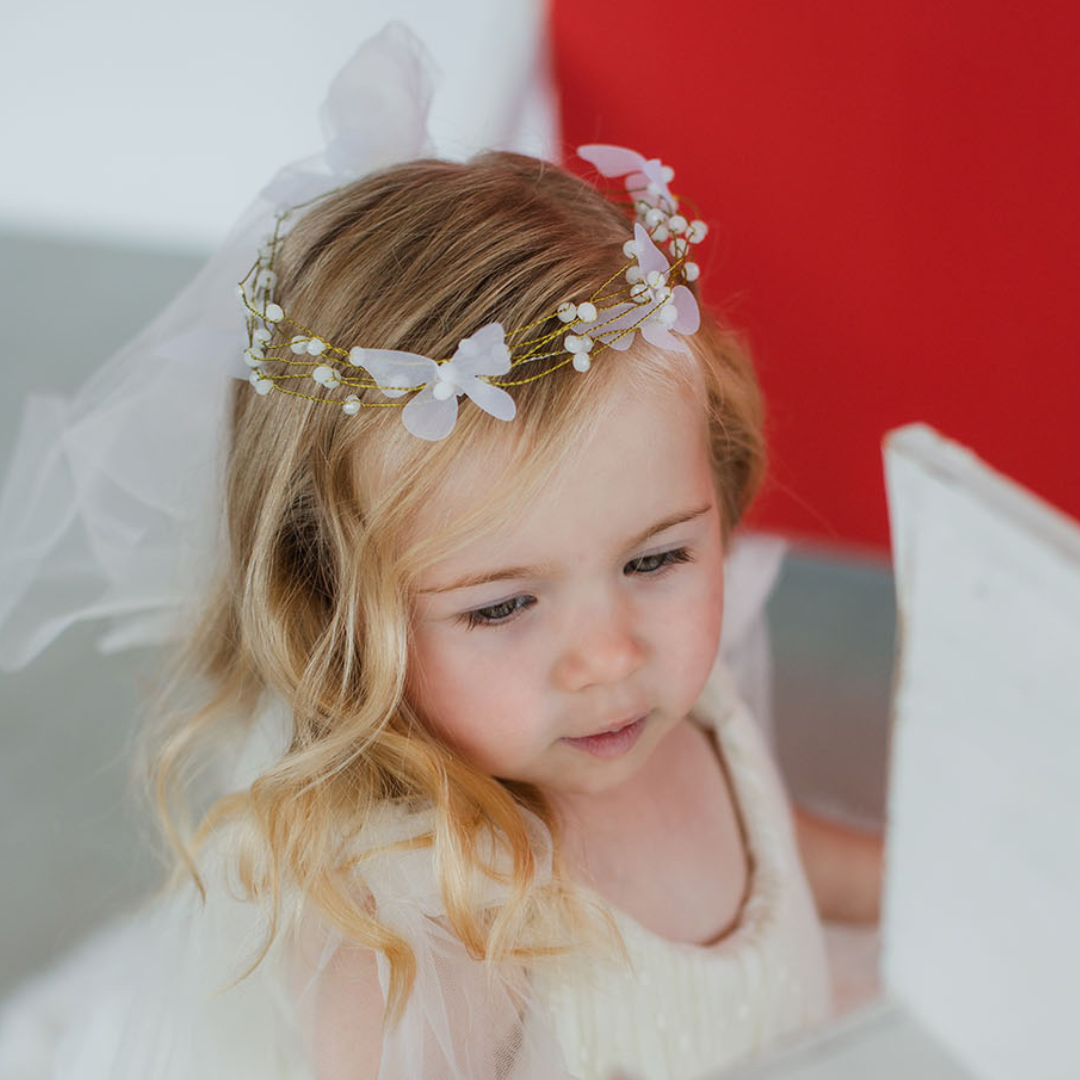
[420,504,712,594]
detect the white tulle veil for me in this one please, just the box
[0,21,789,1079]
[0,23,441,671]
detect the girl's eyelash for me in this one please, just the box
[460,594,536,630]
[623,546,694,577]
[458,547,694,629]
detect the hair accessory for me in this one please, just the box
[236,146,708,441]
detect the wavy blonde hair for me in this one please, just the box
[145,151,765,1023]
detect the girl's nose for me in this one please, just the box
[552,599,646,693]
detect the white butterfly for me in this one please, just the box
[574,224,700,354]
[577,143,678,211]
[356,322,516,441]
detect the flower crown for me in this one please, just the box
[238,145,709,441]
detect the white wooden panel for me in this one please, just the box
[881,423,1080,1080]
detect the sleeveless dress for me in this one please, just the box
[0,653,831,1080]
[533,651,833,1080]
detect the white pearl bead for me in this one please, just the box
[650,224,670,243]
[572,353,591,372]
[564,333,593,353]
[645,270,665,289]
[684,261,701,282]
[313,365,339,388]
[670,237,689,257]
[342,395,361,415]
[634,199,651,215]
[622,239,641,259]
[264,303,284,323]
[668,214,688,235]
[432,381,454,401]
[250,374,274,395]
[661,164,675,183]
[630,282,650,302]
[644,207,666,228]
[306,338,327,356]
[576,301,597,323]
[625,266,644,284]
[646,181,662,197]
[290,336,308,355]
[253,327,272,343]
[556,302,577,323]
[658,303,679,326]
[687,220,708,243]
[244,350,262,368]
[348,347,366,366]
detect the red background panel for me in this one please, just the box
[551,2,1080,550]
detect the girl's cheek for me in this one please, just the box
[655,561,724,659]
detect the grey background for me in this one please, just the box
[0,229,896,995]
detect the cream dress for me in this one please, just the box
[0,652,832,1080]
[533,653,833,1080]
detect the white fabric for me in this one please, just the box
[0,648,829,1080]
[719,533,787,750]
[0,22,439,671]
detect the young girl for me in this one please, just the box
[0,25,879,1080]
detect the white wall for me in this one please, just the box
[0,0,555,250]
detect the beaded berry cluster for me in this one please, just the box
[238,145,709,441]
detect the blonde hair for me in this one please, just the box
[146,151,765,1022]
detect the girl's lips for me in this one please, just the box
[560,716,647,759]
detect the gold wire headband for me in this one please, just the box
[237,144,709,441]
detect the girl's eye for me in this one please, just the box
[458,549,693,630]
[459,594,536,630]
[624,546,694,576]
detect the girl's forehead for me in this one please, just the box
[406,376,712,573]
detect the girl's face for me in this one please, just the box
[405,369,725,798]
